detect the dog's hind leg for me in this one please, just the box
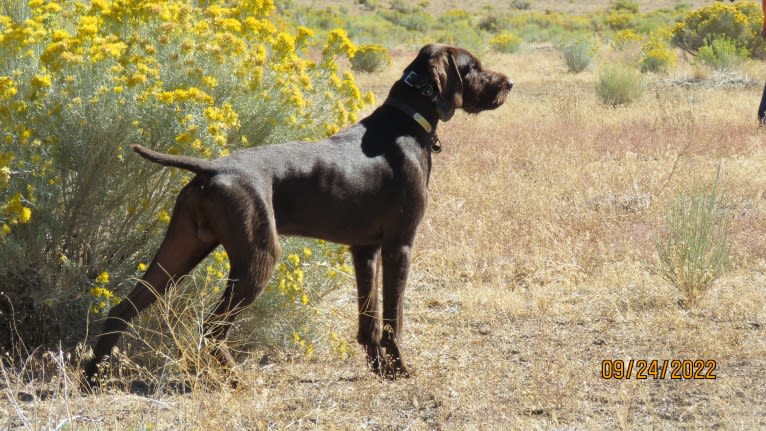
[202,196,280,369]
[85,184,219,385]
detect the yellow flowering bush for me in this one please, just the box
[605,11,635,31]
[611,29,643,50]
[89,271,120,316]
[0,0,371,351]
[671,1,764,58]
[489,33,523,54]
[234,238,353,355]
[640,34,677,73]
[351,44,392,73]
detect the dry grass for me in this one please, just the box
[3,46,766,430]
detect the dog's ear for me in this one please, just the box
[429,48,463,122]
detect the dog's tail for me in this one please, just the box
[132,145,217,174]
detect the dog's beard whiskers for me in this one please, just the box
[494,91,510,106]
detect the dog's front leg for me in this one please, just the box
[351,245,385,374]
[380,242,413,378]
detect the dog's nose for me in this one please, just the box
[507,79,514,90]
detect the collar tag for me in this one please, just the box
[430,135,442,153]
[412,113,432,134]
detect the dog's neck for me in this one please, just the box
[384,71,444,153]
[385,72,441,127]
[384,95,442,154]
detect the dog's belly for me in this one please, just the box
[274,201,392,245]
[278,224,382,246]
[272,186,424,246]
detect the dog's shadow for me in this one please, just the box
[91,375,370,397]
[16,380,186,401]
[111,379,194,396]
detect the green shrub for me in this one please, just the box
[489,32,523,54]
[381,10,433,32]
[342,14,400,46]
[357,0,381,11]
[595,63,643,106]
[0,0,371,352]
[656,173,730,308]
[511,0,531,10]
[696,35,749,71]
[609,0,640,14]
[438,9,472,26]
[351,44,392,72]
[559,39,596,73]
[297,7,345,30]
[389,0,429,14]
[434,9,484,49]
[433,20,485,53]
[0,0,24,17]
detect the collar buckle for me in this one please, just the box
[402,70,423,87]
[402,70,435,98]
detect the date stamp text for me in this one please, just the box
[601,359,717,380]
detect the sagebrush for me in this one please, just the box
[595,62,643,106]
[0,0,371,352]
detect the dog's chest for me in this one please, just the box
[270,143,429,244]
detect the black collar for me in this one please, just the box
[384,97,433,133]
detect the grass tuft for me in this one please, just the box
[656,169,731,308]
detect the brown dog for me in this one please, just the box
[84,44,512,384]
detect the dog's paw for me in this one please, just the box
[364,344,385,375]
[79,378,97,394]
[363,340,413,379]
[80,356,111,393]
[381,356,413,380]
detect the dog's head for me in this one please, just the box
[404,44,513,121]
